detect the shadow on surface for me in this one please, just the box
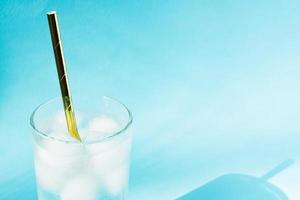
[178,160,294,200]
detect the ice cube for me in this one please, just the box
[86,125,132,154]
[35,158,69,194]
[88,136,131,174]
[80,116,131,196]
[102,164,129,196]
[50,111,68,132]
[88,139,131,196]
[88,116,120,133]
[34,138,88,194]
[60,173,99,200]
[37,132,85,156]
[79,116,121,142]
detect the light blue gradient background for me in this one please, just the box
[1,0,300,199]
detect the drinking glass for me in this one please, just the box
[30,96,133,200]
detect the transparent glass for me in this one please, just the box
[30,96,133,200]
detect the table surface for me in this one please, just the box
[1,1,300,199]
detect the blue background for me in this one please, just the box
[1,0,300,199]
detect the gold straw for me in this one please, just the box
[47,11,81,141]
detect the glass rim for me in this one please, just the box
[30,96,133,144]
